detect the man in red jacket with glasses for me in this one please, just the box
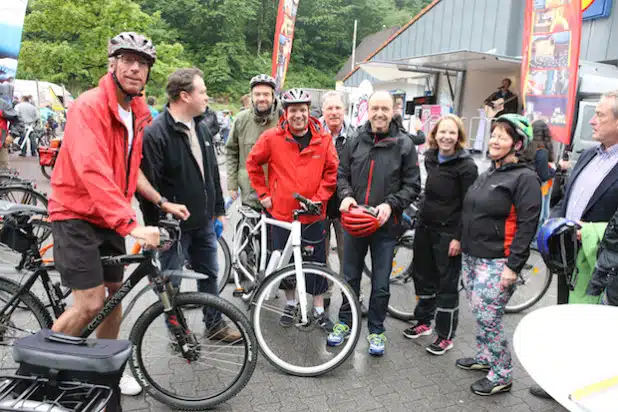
[246,88,338,332]
[48,32,189,396]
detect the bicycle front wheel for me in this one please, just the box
[251,263,361,377]
[217,236,231,293]
[129,292,257,410]
[505,249,552,313]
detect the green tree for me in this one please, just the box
[19,0,191,97]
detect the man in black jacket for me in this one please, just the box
[327,90,421,356]
[140,68,240,342]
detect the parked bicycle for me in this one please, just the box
[231,193,361,377]
[0,202,257,410]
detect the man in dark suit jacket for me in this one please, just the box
[531,91,618,399]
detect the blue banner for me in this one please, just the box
[583,0,612,21]
[0,0,28,102]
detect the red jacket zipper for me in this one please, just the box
[364,160,375,204]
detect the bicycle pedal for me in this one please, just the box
[233,288,245,297]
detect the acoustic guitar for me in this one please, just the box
[484,95,518,118]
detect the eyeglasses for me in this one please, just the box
[118,54,150,68]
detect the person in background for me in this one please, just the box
[226,74,281,210]
[202,103,220,139]
[0,98,18,168]
[484,79,519,118]
[393,95,425,146]
[457,114,540,396]
[220,110,231,143]
[403,115,478,356]
[147,96,159,118]
[14,95,40,156]
[529,121,570,233]
[240,94,251,110]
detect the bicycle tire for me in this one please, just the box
[251,263,361,377]
[0,277,53,371]
[0,186,48,208]
[217,237,231,293]
[505,250,553,313]
[40,164,53,180]
[128,292,257,410]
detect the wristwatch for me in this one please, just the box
[156,196,168,209]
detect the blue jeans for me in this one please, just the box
[160,222,221,329]
[338,228,397,334]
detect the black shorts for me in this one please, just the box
[51,219,126,290]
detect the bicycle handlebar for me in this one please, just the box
[293,193,322,216]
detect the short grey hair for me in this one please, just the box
[321,91,345,108]
[602,91,618,118]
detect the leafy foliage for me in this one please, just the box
[18,0,432,100]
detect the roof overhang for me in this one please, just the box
[357,61,431,82]
[397,50,521,73]
[348,50,523,86]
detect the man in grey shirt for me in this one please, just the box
[14,95,40,156]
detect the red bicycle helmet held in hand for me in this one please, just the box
[341,205,381,237]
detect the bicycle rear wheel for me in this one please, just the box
[0,277,53,372]
[251,263,361,377]
[129,292,257,410]
[0,186,48,208]
[505,249,552,313]
[216,237,231,293]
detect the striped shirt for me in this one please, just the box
[566,143,618,221]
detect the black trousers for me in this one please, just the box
[412,226,462,340]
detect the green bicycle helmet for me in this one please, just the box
[495,114,533,150]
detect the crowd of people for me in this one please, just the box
[4,30,618,402]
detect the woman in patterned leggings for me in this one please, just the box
[457,114,541,396]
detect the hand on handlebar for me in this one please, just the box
[260,196,272,209]
[130,226,160,248]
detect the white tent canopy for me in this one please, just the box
[13,79,73,107]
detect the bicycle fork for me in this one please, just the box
[153,276,199,362]
[291,221,310,326]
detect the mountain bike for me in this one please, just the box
[0,202,257,410]
[232,194,361,376]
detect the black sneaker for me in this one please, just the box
[280,304,298,327]
[426,337,453,355]
[471,377,512,396]
[455,357,490,371]
[360,299,369,317]
[402,323,432,339]
[313,310,334,332]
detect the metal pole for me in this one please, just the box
[35,80,40,107]
[351,19,358,72]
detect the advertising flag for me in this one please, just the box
[520,0,582,145]
[271,0,299,92]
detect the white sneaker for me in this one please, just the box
[119,374,142,396]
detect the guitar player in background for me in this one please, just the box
[484,78,519,118]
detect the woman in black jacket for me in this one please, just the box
[402,115,478,356]
[457,114,541,396]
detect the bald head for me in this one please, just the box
[368,91,394,133]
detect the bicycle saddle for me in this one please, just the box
[0,201,46,216]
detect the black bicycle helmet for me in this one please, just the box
[281,88,312,109]
[250,74,276,90]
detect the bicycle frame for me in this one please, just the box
[234,211,311,324]
[0,250,188,338]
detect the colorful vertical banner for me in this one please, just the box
[271,0,300,92]
[0,0,29,103]
[521,0,582,145]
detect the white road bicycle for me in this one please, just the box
[231,194,361,377]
